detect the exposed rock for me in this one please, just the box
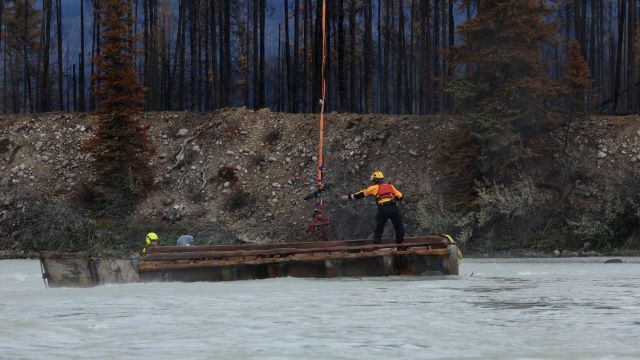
[162,205,186,222]
[561,250,579,257]
[597,151,607,158]
[574,189,592,198]
[1,110,640,248]
[604,258,623,264]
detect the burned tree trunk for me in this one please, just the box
[56,0,63,110]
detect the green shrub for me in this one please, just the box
[416,176,554,251]
[567,189,640,250]
[0,194,94,252]
[414,197,475,244]
[474,177,544,228]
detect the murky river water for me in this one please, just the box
[1,259,639,360]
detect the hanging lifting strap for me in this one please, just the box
[316,0,327,189]
[308,0,330,238]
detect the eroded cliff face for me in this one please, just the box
[1,109,639,251]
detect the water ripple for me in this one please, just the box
[1,259,640,360]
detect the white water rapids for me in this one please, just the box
[1,258,639,359]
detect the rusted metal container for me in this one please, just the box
[39,253,140,287]
[39,235,461,287]
[138,235,461,282]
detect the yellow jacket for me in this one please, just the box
[349,183,403,205]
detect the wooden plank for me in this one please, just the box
[141,240,448,262]
[138,247,450,272]
[146,235,448,254]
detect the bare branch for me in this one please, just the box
[164,131,203,178]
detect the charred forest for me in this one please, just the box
[1,0,640,115]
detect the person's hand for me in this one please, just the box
[339,195,349,201]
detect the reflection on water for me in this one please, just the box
[0,258,639,360]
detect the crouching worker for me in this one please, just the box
[176,234,194,247]
[143,232,159,253]
[340,171,405,245]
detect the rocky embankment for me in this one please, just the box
[1,109,639,252]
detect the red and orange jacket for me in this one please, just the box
[349,183,403,205]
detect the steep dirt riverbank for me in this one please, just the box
[1,108,640,253]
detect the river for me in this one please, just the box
[1,258,639,359]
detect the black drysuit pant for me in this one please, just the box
[373,203,405,244]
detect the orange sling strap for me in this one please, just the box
[307,0,330,238]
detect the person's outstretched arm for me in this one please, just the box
[340,185,377,201]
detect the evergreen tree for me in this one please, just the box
[87,0,153,218]
[447,0,560,181]
[565,41,591,95]
[563,40,591,149]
